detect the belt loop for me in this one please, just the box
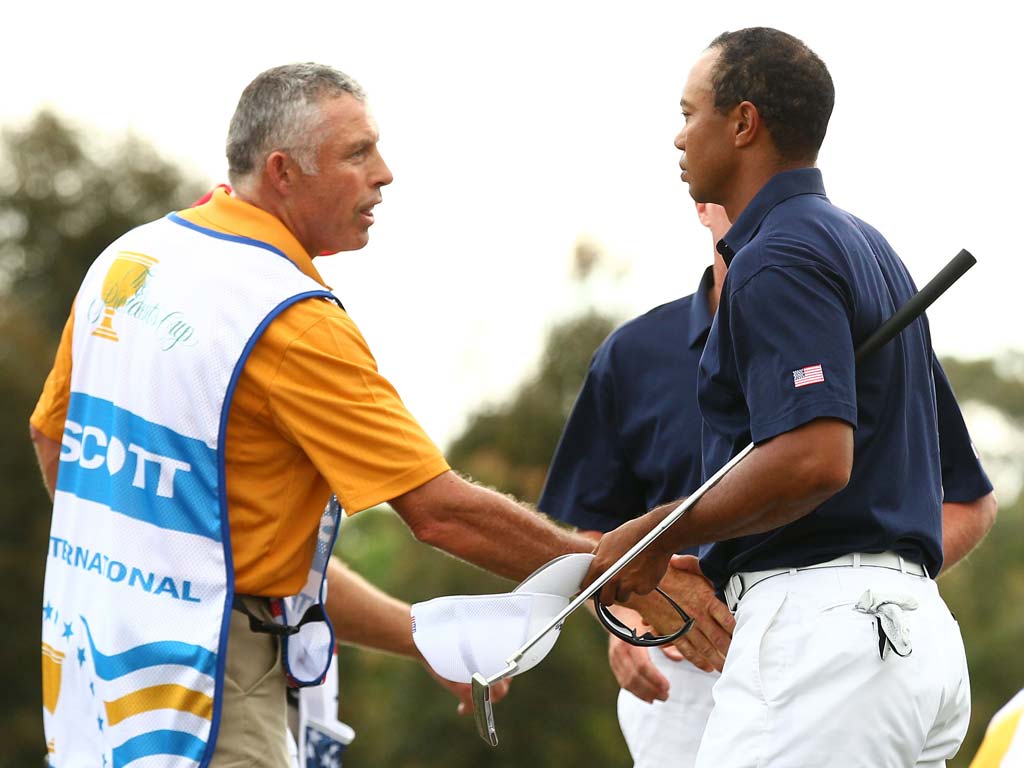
[725,573,742,612]
[898,555,907,574]
[788,568,797,576]
[853,553,861,568]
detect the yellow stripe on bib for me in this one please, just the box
[105,684,213,725]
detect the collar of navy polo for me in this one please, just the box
[686,265,716,349]
[716,168,828,266]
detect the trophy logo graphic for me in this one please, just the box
[92,250,159,342]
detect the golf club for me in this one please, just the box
[471,248,977,746]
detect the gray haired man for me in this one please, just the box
[31,63,607,766]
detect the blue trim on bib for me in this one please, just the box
[83,616,217,679]
[203,288,334,767]
[166,212,297,267]
[113,730,207,767]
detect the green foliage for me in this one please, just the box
[943,354,1024,424]
[940,496,1024,766]
[938,356,1024,766]
[0,111,205,768]
[0,308,56,768]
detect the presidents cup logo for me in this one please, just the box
[91,251,158,343]
[86,250,198,351]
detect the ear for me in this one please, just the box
[733,101,761,149]
[264,150,298,195]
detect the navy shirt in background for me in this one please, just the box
[934,356,993,504]
[538,267,716,555]
[698,168,990,588]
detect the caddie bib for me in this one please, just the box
[41,212,337,768]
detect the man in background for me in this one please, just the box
[539,202,733,767]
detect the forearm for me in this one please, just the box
[646,419,853,557]
[391,471,594,582]
[324,557,417,658]
[939,492,997,575]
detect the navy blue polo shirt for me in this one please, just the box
[538,267,715,553]
[697,168,987,588]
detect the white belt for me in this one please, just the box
[723,551,929,611]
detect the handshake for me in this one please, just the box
[410,546,734,745]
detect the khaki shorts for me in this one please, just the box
[211,597,291,767]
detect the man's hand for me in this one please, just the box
[583,512,673,604]
[655,555,734,672]
[605,605,680,703]
[422,662,511,716]
[618,554,733,673]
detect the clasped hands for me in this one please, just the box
[583,517,735,700]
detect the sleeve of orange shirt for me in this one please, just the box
[257,298,450,514]
[30,307,75,440]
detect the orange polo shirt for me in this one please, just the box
[31,189,449,596]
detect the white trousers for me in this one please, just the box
[617,649,719,768]
[695,565,970,768]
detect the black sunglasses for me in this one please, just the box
[592,588,695,647]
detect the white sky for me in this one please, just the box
[6,1,1021,446]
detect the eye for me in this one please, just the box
[349,144,372,161]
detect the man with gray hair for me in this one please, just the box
[31,62,625,767]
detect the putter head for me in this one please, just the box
[472,661,518,746]
[471,672,498,746]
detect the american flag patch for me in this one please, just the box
[792,364,825,388]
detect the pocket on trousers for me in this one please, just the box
[750,592,791,707]
[223,642,282,697]
[224,608,281,695]
[755,595,876,707]
[216,624,288,767]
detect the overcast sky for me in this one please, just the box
[6,1,1020,446]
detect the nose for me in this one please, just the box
[674,126,685,151]
[375,149,394,187]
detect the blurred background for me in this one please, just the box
[3,2,1021,765]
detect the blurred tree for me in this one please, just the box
[939,356,1024,767]
[0,111,205,767]
[0,110,204,334]
[944,354,1024,423]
